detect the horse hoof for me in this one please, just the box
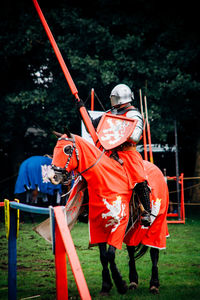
[117,280,128,294]
[150,286,159,294]
[100,283,113,296]
[99,291,110,296]
[129,282,138,290]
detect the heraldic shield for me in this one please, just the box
[96,113,137,150]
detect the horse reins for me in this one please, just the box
[52,135,105,184]
[78,149,105,177]
[58,136,79,169]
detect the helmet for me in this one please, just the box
[110,84,134,107]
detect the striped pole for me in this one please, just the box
[8,207,17,300]
[144,95,154,163]
[139,89,148,161]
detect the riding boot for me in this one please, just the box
[134,181,151,227]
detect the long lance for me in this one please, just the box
[144,95,154,163]
[139,89,148,161]
[32,0,98,145]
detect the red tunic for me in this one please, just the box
[112,106,147,188]
[118,150,147,189]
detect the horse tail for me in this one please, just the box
[134,244,148,260]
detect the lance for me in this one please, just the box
[144,95,154,163]
[139,89,148,161]
[32,0,98,145]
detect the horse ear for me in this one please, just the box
[64,126,72,138]
[52,131,63,138]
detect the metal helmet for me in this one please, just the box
[110,84,134,107]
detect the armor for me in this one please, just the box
[126,109,143,144]
[111,105,143,144]
[92,85,151,226]
[110,84,134,107]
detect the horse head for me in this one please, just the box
[49,132,79,185]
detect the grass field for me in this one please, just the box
[0,208,200,300]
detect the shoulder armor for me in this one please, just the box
[126,109,143,143]
[126,110,143,129]
[126,109,142,121]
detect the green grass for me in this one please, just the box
[0,209,200,299]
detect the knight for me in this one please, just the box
[92,84,151,227]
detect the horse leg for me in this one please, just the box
[98,243,113,295]
[107,245,128,294]
[127,245,138,290]
[150,247,160,294]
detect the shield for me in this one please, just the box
[97,113,137,150]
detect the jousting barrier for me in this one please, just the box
[2,199,91,300]
[167,173,185,224]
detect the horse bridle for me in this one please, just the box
[51,135,105,185]
[51,135,78,184]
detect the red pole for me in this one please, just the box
[91,88,94,111]
[180,173,185,223]
[54,207,91,300]
[32,0,77,97]
[55,221,68,300]
[139,89,148,161]
[144,95,154,163]
[32,0,98,145]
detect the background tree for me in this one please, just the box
[0,0,200,199]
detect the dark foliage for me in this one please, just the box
[0,0,200,198]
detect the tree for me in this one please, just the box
[0,0,200,199]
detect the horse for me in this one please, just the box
[49,132,169,295]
